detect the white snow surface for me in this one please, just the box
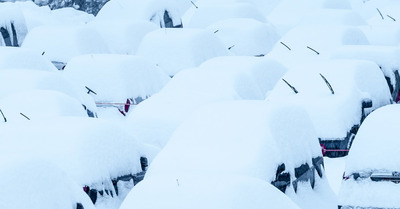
[267,59,392,139]
[0,117,146,185]
[126,56,287,148]
[22,25,109,63]
[0,46,57,71]
[207,18,279,56]
[121,174,301,209]
[0,2,28,46]
[136,28,228,76]
[63,54,170,103]
[0,159,96,209]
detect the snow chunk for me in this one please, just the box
[136,28,228,76]
[207,18,279,56]
[63,54,170,103]
[126,56,287,148]
[22,25,109,64]
[0,46,57,71]
[121,174,301,209]
[0,159,95,209]
[0,2,28,46]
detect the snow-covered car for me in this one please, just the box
[88,20,158,54]
[267,25,370,66]
[0,2,28,46]
[21,25,109,70]
[267,59,392,157]
[120,174,301,209]
[63,54,170,118]
[141,100,337,209]
[0,89,88,123]
[183,0,266,28]
[331,45,400,102]
[96,0,183,28]
[126,56,287,148]
[0,69,98,118]
[0,46,57,71]
[339,104,400,209]
[207,18,279,56]
[0,159,96,209]
[0,117,154,209]
[136,28,228,76]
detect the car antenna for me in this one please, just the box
[20,112,30,120]
[280,42,291,50]
[387,15,396,21]
[85,86,97,95]
[0,109,6,122]
[190,1,198,9]
[377,8,384,20]
[320,73,334,94]
[307,46,320,55]
[282,78,298,94]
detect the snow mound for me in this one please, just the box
[50,7,94,26]
[22,25,109,64]
[63,54,170,103]
[0,46,57,71]
[207,18,279,56]
[126,56,287,148]
[136,28,228,76]
[121,174,301,209]
[300,9,366,26]
[0,159,95,209]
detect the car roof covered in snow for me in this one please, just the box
[136,28,228,76]
[21,25,109,63]
[0,159,96,209]
[0,46,57,71]
[0,117,147,185]
[120,174,301,209]
[126,56,287,148]
[267,59,392,139]
[63,54,170,103]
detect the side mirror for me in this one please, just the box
[362,99,373,109]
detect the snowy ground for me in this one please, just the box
[324,157,347,195]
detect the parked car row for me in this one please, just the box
[1,0,399,208]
